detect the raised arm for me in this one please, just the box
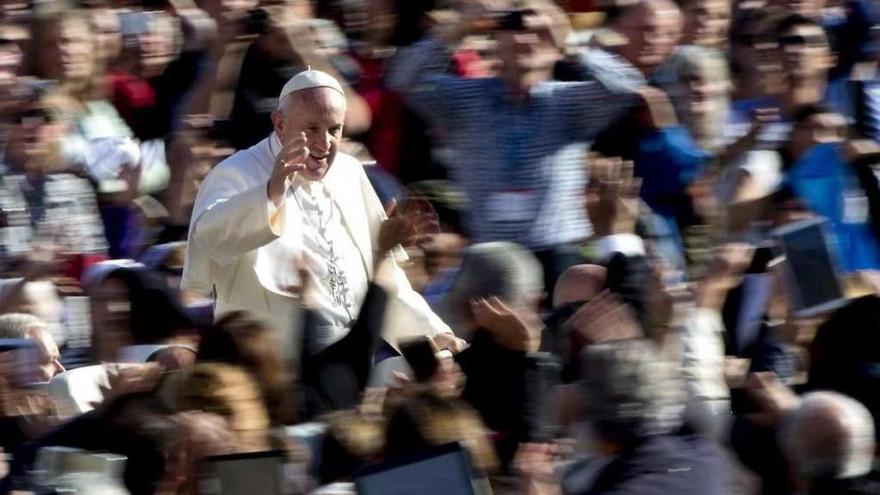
[386,36,464,131]
[387,1,502,129]
[190,134,308,263]
[556,49,650,142]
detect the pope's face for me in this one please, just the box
[274,87,346,181]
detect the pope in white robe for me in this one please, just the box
[182,70,454,360]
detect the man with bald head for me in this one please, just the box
[781,391,880,494]
[183,70,457,361]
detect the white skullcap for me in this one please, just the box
[278,69,345,106]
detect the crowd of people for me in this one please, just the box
[0,0,879,493]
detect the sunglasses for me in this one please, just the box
[13,108,54,126]
[778,34,827,47]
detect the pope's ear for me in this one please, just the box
[271,110,285,134]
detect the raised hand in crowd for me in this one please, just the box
[432,0,510,45]
[471,296,543,352]
[514,442,563,495]
[90,363,165,411]
[636,86,679,129]
[377,197,440,256]
[743,371,800,427]
[719,107,781,166]
[696,243,755,310]
[173,2,218,51]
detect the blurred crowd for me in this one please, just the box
[0,0,879,493]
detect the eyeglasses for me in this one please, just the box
[13,108,54,126]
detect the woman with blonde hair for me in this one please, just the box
[177,363,275,454]
[384,392,499,474]
[197,311,298,426]
[160,363,301,494]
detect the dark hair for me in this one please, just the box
[775,13,823,40]
[102,267,194,345]
[606,1,641,24]
[791,102,834,126]
[389,0,436,46]
[197,311,297,425]
[770,184,799,206]
[384,392,498,472]
[808,296,880,440]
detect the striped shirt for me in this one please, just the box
[388,38,643,249]
[0,168,107,273]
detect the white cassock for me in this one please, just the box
[182,133,451,360]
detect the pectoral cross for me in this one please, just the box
[326,259,350,308]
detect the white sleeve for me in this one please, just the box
[679,307,729,401]
[597,234,646,262]
[189,166,286,265]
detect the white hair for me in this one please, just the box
[438,242,544,334]
[276,93,293,113]
[780,391,876,481]
[275,86,346,113]
[0,313,45,339]
[579,339,686,443]
[654,45,731,150]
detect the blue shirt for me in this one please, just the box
[389,38,643,249]
[785,143,880,271]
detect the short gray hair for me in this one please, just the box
[0,313,45,339]
[780,392,876,481]
[654,45,730,149]
[439,242,544,334]
[579,339,686,444]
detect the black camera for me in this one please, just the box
[497,8,537,32]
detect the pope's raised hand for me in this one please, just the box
[267,132,309,206]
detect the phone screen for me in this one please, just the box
[730,388,762,415]
[777,220,845,315]
[355,444,477,495]
[400,338,438,382]
[199,451,289,495]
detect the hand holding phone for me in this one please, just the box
[400,337,439,383]
[773,218,847,317]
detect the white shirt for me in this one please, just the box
[183,133,451,360]
[292,178,370,350]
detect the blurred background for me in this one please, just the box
[0,0,880,493]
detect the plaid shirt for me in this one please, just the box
[389,38,643,249]
[0,166,106,274]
